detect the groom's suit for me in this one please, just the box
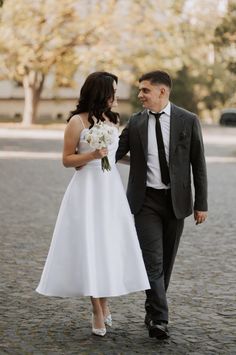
[116,103,207,323]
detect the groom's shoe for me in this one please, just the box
[144,314,152,327]
[148,321,169,340]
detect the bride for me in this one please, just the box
[36,71,150,337]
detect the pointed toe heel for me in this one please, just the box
[91,314,106,337]
[104,314,112,327]
[92,327,106,337]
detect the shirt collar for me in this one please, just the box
[148,101,171,117]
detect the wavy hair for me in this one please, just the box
[68,71,119,127]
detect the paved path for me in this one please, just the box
[0,125,236,354]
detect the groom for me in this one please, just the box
[116,70,208,339]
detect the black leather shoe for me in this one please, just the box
[144,314,151,327]
[148,321,169,339]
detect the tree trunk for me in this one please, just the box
[22,71,45,126]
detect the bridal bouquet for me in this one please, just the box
[84,122,115,171]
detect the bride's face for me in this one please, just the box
[108,81,118,108]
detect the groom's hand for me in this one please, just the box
[194,210,207,225]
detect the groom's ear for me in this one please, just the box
[159,86,166,94]
[159,86,170,98]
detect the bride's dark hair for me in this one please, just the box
[68,71,119,127]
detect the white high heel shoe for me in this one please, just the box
[104,314,112,327]
[91,314,106,337]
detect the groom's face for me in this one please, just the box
[138,80,167,111]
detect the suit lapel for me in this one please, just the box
[169,104,186,163]
[137,110,149,161]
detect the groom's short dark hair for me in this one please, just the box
[139,70,172,89]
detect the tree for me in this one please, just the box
[0,0,187,124]
[0,0,231,124]
[118,0,185,81]
[171,66,199,114]
[115,0,190,112]
[166,0,232,118]
[0,0,117,125]
[214,0,236,75]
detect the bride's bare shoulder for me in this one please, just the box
[68,114,88,129]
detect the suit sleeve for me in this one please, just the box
[115,118,131,162]
[190,116,208,211]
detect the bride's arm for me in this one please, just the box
[62,117,106,168]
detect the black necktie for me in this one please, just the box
[153,112,170,185]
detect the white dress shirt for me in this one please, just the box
[146,101,171,189]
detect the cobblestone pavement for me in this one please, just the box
[0,125,236,354]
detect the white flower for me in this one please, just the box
[84,122,115,171]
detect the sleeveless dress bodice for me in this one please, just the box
[78,126,119,167]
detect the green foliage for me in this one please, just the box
[203,64,235,110]
[214,0,236,74]
[171,66,199,114]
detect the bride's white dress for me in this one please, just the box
[36,124,150,298]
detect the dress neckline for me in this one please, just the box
[76,115,118,133]
[80,124,119,135]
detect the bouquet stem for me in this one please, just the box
[101,156,111,172]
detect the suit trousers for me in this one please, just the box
[134,187,184,323]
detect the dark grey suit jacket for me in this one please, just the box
[116,103,208,219]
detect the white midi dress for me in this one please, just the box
[36,123,150,297]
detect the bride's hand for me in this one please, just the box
[92,148,108,159]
